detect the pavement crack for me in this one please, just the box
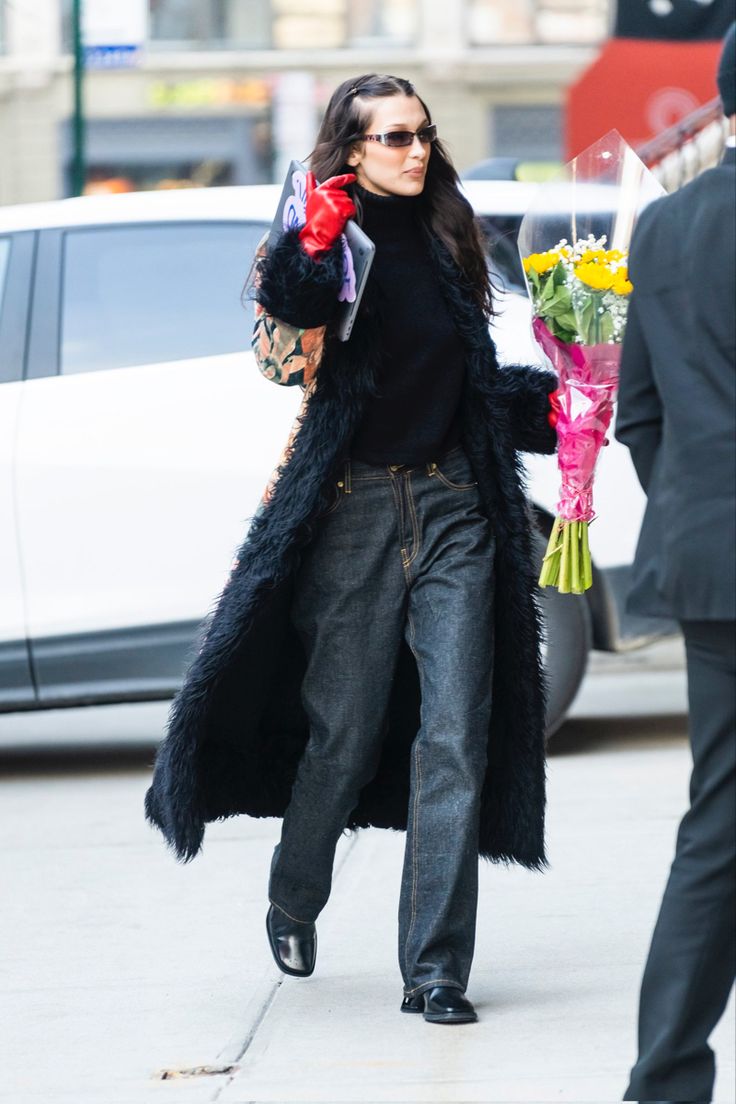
[209,830,362,1101]
[210,978,284,1101]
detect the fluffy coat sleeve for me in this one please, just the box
[496,363,559,455]
[249,228,345,388]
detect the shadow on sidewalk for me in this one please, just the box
[550,713,688,757]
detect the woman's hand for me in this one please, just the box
[298,171,357,259]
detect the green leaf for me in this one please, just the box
[577,299,596,344]
[554,310,578,331]
[545,295,574,318]
[552,260,567,287]
[540,276,558,303]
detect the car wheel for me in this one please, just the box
[532,533,593,738]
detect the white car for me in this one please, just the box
[0,183,668,734]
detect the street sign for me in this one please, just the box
[83,0,147,68]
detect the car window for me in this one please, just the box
[477,215,526,294]
[478,210,614,296]
[60,221,267,374]
[0,238,10,313]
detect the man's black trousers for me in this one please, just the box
[625,620,735,1102]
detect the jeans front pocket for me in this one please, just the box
[314,479,345,519]
[429,451,479,492]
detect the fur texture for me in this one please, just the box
[145,226,557,868]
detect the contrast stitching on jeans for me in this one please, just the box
[406,737,422,984]
[433,469,478,491]
[388,473,408,569]
[403,978,465,996]
[403,682,422,985]
[350,474,391,482]
[268,897,313,925]
[403,474,421,569]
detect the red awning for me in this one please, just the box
[566,38,722,160]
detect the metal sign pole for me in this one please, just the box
[72,0,86,196]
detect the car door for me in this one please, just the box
[14,218,301,705]
[0,231,36,708]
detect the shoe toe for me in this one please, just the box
[276,931,316,975]
[422,986,477,1024]
[266,905,317,978]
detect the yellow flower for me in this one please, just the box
[579,249,608,264]
[523,250,560,276]
[574,262,615,291]
[612,268,633,296]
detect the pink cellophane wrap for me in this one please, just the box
[533,317,620,523]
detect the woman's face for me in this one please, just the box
[346,93,431,197]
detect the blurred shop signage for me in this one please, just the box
[83,0,147,68]
[567,0,729,158]
[566,38,720,157]
[148,79,272,109]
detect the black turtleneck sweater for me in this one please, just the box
[348,184,465,465]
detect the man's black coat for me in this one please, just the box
[615,146,736,619]
[145,225,557,867]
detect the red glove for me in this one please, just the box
[298,171,356,259]
[547,388,562,428]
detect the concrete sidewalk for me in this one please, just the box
[2,710,734,1103]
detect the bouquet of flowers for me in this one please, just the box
[518,130,665,594]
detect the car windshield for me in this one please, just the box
[478,209,618,297]
[477,214,526,294]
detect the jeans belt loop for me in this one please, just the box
[344,459,352,494]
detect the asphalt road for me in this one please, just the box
[1,643,734,1103]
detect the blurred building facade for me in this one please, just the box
[0,0,611,205]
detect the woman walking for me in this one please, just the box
[145,73,558,1025]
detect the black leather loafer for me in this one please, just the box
[266,904,317,978]
[401,986,478,1024]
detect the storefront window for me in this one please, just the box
[468,0,610,45]
[149,0,272,49]
[347,0,416,45]
[61,116,272,195]
[61,0,416,52]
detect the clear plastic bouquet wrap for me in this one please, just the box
[518,130,665,594]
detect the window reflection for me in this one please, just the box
[149,0,272,48]
[468,0,610,45]
[145,0,417,50]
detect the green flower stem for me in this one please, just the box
[539,516,563,588]
[559,521,570,593]
[570,520,580,593]
[582,522,593,590]
[539,517,594,594]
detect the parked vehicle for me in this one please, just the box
[0,182,667,734]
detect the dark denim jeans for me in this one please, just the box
[268,443,495,997]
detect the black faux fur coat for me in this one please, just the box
[145,224,557,868]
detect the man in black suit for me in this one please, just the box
[616,23,736,1103]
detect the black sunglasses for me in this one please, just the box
[360,123,437,149]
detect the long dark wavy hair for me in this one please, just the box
[307,73,494,320]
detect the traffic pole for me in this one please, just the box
[71,0,86,196]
